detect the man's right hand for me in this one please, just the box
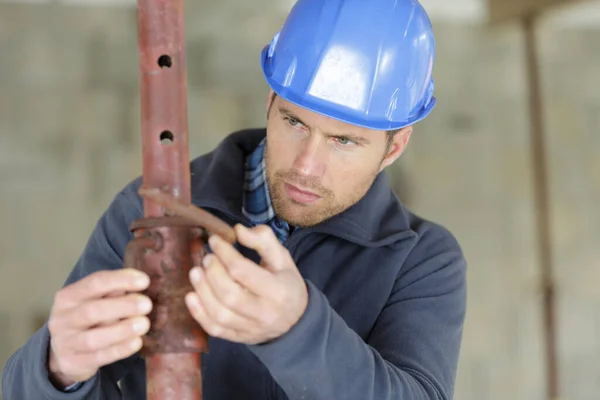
[47,268,153,388]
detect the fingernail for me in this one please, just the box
[202,254,214,268]
[127,270,150,288]
[133,318,150,334]
[208,235,218,248]
[186,292,200,307]
[135,274,150,288]
[190,267,202,283]
[138,297,153,313]
[130,337,143,351]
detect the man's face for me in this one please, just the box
[264,93,412,227]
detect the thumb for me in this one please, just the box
[234,224,291,272]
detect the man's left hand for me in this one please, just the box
[185,224,309,345]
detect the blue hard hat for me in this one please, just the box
[261,0,437,131]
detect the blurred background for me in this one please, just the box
[0,0,598,399]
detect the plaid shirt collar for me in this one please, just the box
[242,139,291,243]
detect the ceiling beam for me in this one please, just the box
[489,0,591,23]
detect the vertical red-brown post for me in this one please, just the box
[135,0,205,398]
[137,0,190,203]
[523,15,559,400]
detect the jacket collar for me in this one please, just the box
[191,128,415,247]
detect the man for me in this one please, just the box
[2,0,466,399]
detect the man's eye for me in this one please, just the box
[335,136,356,146]
[285,117,302,128]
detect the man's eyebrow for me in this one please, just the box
[279,106,371,145]
[279,107,310,129]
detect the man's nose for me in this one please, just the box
[291,136,326,177]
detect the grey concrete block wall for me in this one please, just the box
[537,25,600,400]
[399,21,600,400]
[400,23,548,400]
[0,3,598,399]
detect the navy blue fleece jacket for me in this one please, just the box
[2,129,467,400]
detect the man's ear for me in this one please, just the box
[380,126,413,171]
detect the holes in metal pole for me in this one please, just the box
[158,55,172,69]
[160,131,174,145]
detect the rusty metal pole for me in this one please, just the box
[132,0,205,398]
[126,1,238,398]
[522,15,559,400]
[128,0,238,398]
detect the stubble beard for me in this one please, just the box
[264,145,380,228]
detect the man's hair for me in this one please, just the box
[385,130,398,154]
[268,92,398,154]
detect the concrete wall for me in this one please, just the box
[401,21,600,399]
[0,3,598,399]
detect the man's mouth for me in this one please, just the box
[283,182,321,204]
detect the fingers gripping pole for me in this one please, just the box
[128,219,207,399]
